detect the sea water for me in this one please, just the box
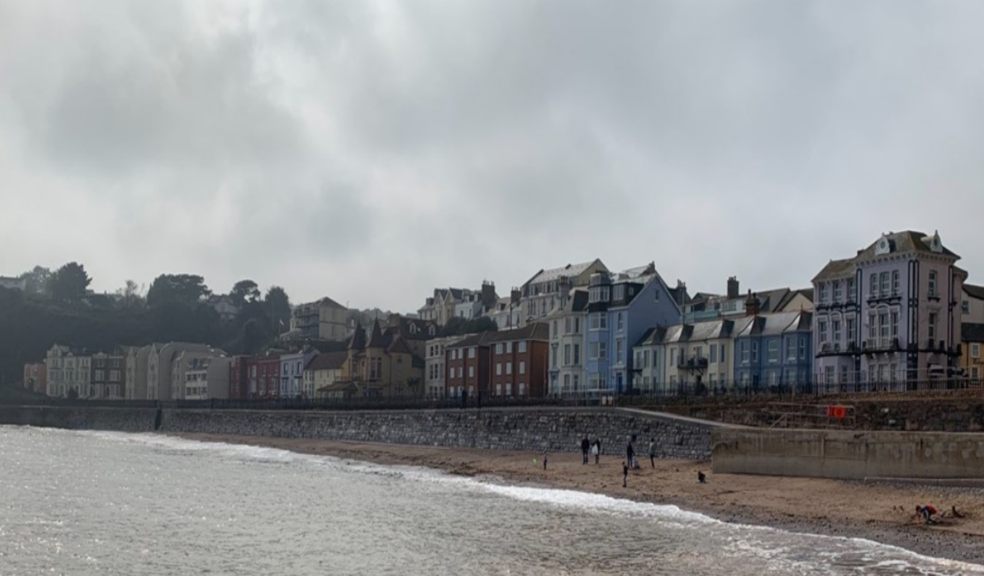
[0,425,980,575]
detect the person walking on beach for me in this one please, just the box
[622,461,629,488]
[591,439,600,464]
[542,450,549,471]
[626,439,635,470]
[648,437,656,469]
[580,436,590,465]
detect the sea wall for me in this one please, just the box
[160,407,719,459]
[712,427,984,479]
[0,405,720,460]
[0,404,158,432]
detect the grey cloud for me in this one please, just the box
[2,0,984,311]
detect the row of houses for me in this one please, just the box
[21,230,984,400]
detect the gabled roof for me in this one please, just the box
[634,327,667,348]
[964,284,984,301]
[367,320,386,348]
[962,323,984,343]
[347,325,366,351]
[307,351,348,371]
[484,322,550,343]
[813,258,857,282]
[447,333,488,349]
[737,311,809,337]
[524,259,606,287]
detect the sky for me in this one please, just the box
[1,0,983,313]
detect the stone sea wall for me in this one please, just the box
[0,405,721,460]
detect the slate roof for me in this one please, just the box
[736,311,810,337]
[858,230,958,260]
[962,323,984,343]
[634,327,667,348]
[306,351,348,371]
[484,322,550,343]
[525,259,605,286]
[964,284,984,301]
[813,258,857,282]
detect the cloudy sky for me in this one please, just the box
[1,0,983,312]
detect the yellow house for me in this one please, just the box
[338,320,426,398]
[961,323,984,381]
[304,351,348,399]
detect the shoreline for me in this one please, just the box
[174,433,984,566]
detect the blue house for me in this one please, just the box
[734,310,813,392]
[584,263,684,395]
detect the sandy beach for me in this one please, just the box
[176,433,984,565]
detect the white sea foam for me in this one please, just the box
[56,427,984,574]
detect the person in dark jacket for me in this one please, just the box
[580,436,590,465]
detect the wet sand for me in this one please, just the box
[176,433,984,565]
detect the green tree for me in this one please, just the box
[230,279,261,307]
[48,262,91,302]
[19,266,51,296]
[146,274,211,308]
[265,286,291,333]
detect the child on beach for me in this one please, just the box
[622,461,629,488]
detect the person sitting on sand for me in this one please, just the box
[916,504,939,524]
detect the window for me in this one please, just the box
[573,344,580,365]
[590,342,600,360]
[600,314,607,329]
[506,362,512,375]
[890,311,899,339]
[964,300,971,315]
[740,343,749,365]
[518,341,527,353]
[868,313,876,340]
[879,272,889,297]
[892,270,900,296]
[564,345,571,366]
[752,342,759,363]
[519,361,526,375]
[614,285,625,301]
[615,338,624,360]
[599,342,608,360]
[616,312,624,331]
[518,382,526,396]
[496,363,502,376]
[495,384,502,396]
[590,314,600,330]
[929,270,938,297]
[468,347,476,359]
[468,366,474,378]
[643,349,650,368]
[818,319,828,343]
[720,345,726,364]
[928,312,937,341]
[832,318,841,343]
[973,366,980,380]
[869,273,877,297]
[506,342,513,353]
[709,344,718,364]
[833,281,842,303]
[768,341,779,363]
[574,317,580,333]
[563,374,571,390]
[879,312,889,342]
[495,343,503,354]
[846,317,856,344]
[972,343,981,358]
[785,338,795,361]
[846,277,855,301]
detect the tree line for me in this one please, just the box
[0,263,292,391]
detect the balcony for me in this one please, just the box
[677,357,709,371]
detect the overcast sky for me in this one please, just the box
[2,0,983,312]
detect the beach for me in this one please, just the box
[176,433,984,565]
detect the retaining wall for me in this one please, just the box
[712,427,984,479]
[0,405,720,459]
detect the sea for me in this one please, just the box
[0,425,981,576]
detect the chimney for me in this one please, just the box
[510,287,522,304]
[745,290,761,317]
[727,276,739,299]
[481,281,497,309]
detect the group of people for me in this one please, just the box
[567,433,707,489]
[579,436,603,465]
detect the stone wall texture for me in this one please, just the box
[713,427,984,480]
[0,405,723,460]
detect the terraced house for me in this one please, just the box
[813,230,965,388]
[583,263,683,396]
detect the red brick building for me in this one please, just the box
[247,354,282,398]
[445,333,490,399]
[486,323,550,397]
[228,356,250,399]
[444,323,550,399]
